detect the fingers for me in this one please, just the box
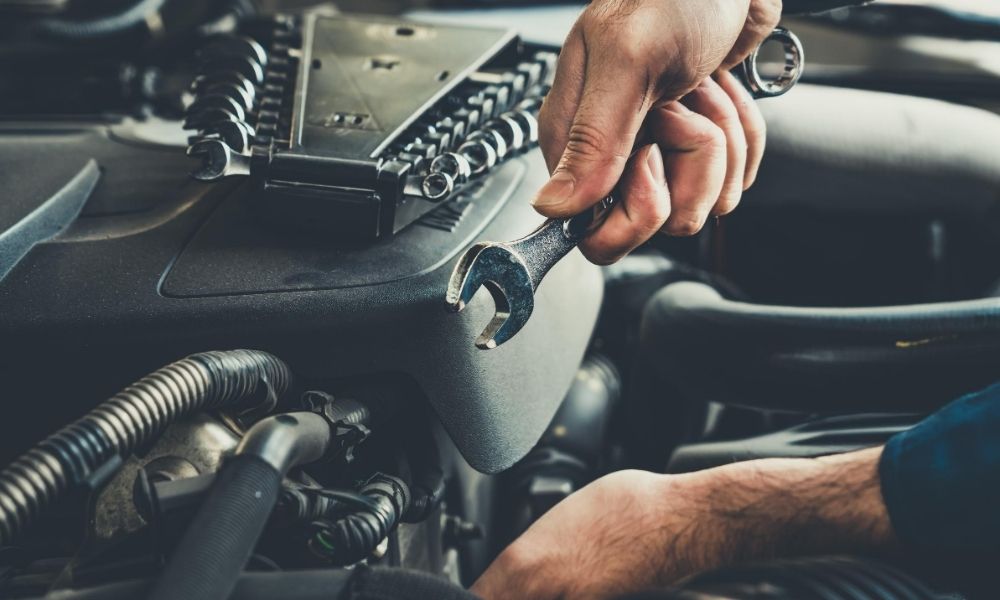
[537,24,586,173]
[531,0,775,262]
[721,0,783,69]
[579,144,670,265]
[548,76,755,254]
[715,69,767,189]
[532,37,651,219]
[681,78,746,216]
[578,101,730,259]
[650,102,728,236]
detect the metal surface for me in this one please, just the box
[0,160,98,282]
[187,138,250,181]
[92,415,241,541]
[0,350,291,545]
[457,138,497,175]
[447,28,803,349]
[196,119,254,154]
[445,196,614,349]
[292,14,516,160]
[741,27,805,98]
[431,152,472,184]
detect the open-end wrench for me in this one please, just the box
[447,28,803,350]
[446,196,616,349]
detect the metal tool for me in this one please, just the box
[446,27,804,349]
[446,196,615,349]
[741,27,803,98]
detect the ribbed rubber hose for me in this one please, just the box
[678,556,938,599]
[312,473,410,565]
[0,349,292,545]
[149,412,332,600]
[147,454,283,600]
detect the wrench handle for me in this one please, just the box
[508,195,616,288]
[561,195,617,242]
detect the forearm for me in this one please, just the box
[671,447,896,570]
[473,448,898,599]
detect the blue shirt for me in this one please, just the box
[880,381,1000,552]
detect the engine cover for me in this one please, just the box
[0,118,602,473]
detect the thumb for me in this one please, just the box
[532,61,649,218]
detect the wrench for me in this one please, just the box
[446,196,616,349]
[447,28,803,350]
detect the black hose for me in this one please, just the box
[403,427,445,523]
[0,349,291,545]
[147,454,283,600]
[310,473,410,565]
[639,281,1000,412]
[17,567,479,600]
[676,556,939,599]
[149,412,332,600]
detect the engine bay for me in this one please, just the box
[0,1,999,598]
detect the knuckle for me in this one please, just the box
[590,252,621,267]
[689,120,727,150]
[715,193,742,216]
[563,122,624,165]
[587,0,643,27]
[666,214,706,236]
[582,242,623,266]
[617,43,647,67]
[648,202,672,232]
[654,61,702,100]
[638,193,672,234]
[749,0,782,32]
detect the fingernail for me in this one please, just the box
[645,144,665,185]
[532,172,576,209]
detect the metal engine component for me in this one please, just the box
[182,14,559,240]
[92,415,241,541]
[0,350,292,546]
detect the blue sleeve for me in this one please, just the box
[879,381,1000,553]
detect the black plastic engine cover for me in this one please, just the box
[0,119,602,473]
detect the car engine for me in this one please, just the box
[0,0,998,598]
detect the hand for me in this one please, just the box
[472,449,895,600]
[534,0,782,265]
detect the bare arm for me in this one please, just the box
[472,447,894,600]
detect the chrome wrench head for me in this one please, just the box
[446,197,616,349]
[446,242,536,349]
